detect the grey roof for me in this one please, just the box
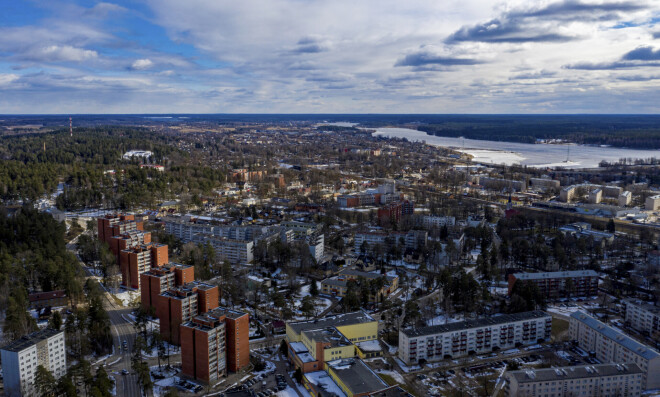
[513,270,598,281]
[402,311,550,338]
[508,363,642,384]
[327,358,388,395]
[288,311,375,335]
[570,311,660,360]
[1,328,63,353]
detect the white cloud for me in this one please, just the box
[38,45,98,62]
[0,74,19,86]
[131,59,154,70]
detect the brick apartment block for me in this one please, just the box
[156,282,219,345]
[119,243,168,289]
[140,262,194,311]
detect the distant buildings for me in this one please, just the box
[645,195,660,211]
[622,300,660,337]
[0,329,66,397]
[505,363,643,397]
[354,230,427,252]
[569,311,660,390]
[321,269,398,303]
[28,290,67,309]
[399,311,551,365]
[421,215,455,229]
[507,270,599,300]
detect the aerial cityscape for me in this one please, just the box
[2,1,660,397]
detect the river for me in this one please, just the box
[371,127,660,169]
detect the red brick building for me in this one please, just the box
[377,200,414,225]
[181,307,250,383]
[140,262,194,311]
[97,214,144,249]
[119,243,168,289]
[28,290,67,309]
[156,282,219,344]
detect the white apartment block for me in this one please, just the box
[399,311,551,365]
[207,236,254,266]
[0,329,66,397]
[506,363,643,397]
[569,311,660,390]
[421,215,456,229]
[307,233,325,262]
[623,300,660,337]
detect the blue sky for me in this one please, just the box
[1,0,660,113]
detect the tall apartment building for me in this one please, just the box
[119,243,169,289]
[180,311,227,383]
[645,195,660,211]
[569,311,660,390]
[109,230,152,257]
[0,329,66,397]
[140,262,194,311]
[505,363,643,397]
[399,311,552,365]
[97,214,143,248]
[157,282,219,344]
[377,200,414,225]
[180,307,250,383]
[507,270,599,300]
[623,300,660,337]
[205,236,254,266]
[307,232,325,262]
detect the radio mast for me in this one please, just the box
[69,116,73,137]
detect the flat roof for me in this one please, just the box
[1,328,63,353]
[304,371,347,397]
[327,358,387,395]
[624,299,660,315]
[513,270,598,280]
[402,311,550,338]
[302,328,351,348]
[288,311,375,335]
[570,311,660,360]
[508,363,642,384]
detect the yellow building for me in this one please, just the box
[326,358,389,397]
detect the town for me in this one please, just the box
[1,119,660,397]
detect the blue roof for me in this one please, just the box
[570,311,660,361]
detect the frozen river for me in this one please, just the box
[372,127,660,169]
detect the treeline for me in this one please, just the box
[417,115,660,149]
[0,206,84,341]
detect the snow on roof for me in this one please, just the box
[355,340,382,352]
[304,371,347,397]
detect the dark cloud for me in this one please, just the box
[291,36,330,54]
[623,46,660,60]
[447,19,574,43]
[654,32,660,39]
[564,60,660,70]
[395,51,482,68]
[446,0,647,44]
[509,70,557,80]
[616,74,660,81]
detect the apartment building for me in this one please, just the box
[28,290,67,309]
[140,262,194,311]
[399,311,552,365]
[623,299,660,337]
[307,232,325,262]
[157,282,219,344]
[118,243,169,289]
[569,311,660,390]
[180,311,227,383]
[205,236,254,266]
[529,178,560,190]
[109,230,152,257]
[321,269,398,303]
[505,363,643,397]
[354,230,427,252]
[0,329,66,397]
[507,270,599,300]
[97,213,143,249]
[421,215,456,229]
[377,200,414,226]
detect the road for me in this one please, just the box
[67,238,143,397]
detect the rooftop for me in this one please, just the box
[304,371,347,397]
[288,311,375,336]
[402,311,550,338]
[302,328,351,348]
[513,270,598,280]
[327,358,388,395]
[29,290,66,302]
[1,328,63,353]
[508,363,642,384]
[624,299,660,315]
[570,311,660,360]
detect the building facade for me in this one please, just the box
[569,311,660,390]
[0,329,66,397]
[156,282,219,344]
[505,363,643,397]
[399,311,552,365]
[623,300,660,337]
[140,262,194,311]
[507,270,599,300]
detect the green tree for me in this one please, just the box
[301,296,315,319]
[35,365,57,397]
[49,310,63,330]
[309,280,319,297]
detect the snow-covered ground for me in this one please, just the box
[375,369,405,384]
[107,288,140,307]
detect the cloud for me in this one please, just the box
[84,2,127,18]
[654,32,660,39]
[509,70,557,80]
[622,46,660,60]
[0,74,19,86]
[32,45,98,62]
[395,50,483,67]
[291,36,332,54]
[446,0,648,43]
[131,59,154,70]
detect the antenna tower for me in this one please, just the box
[69,117,73,137]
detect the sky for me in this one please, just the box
[1,0,660,114]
